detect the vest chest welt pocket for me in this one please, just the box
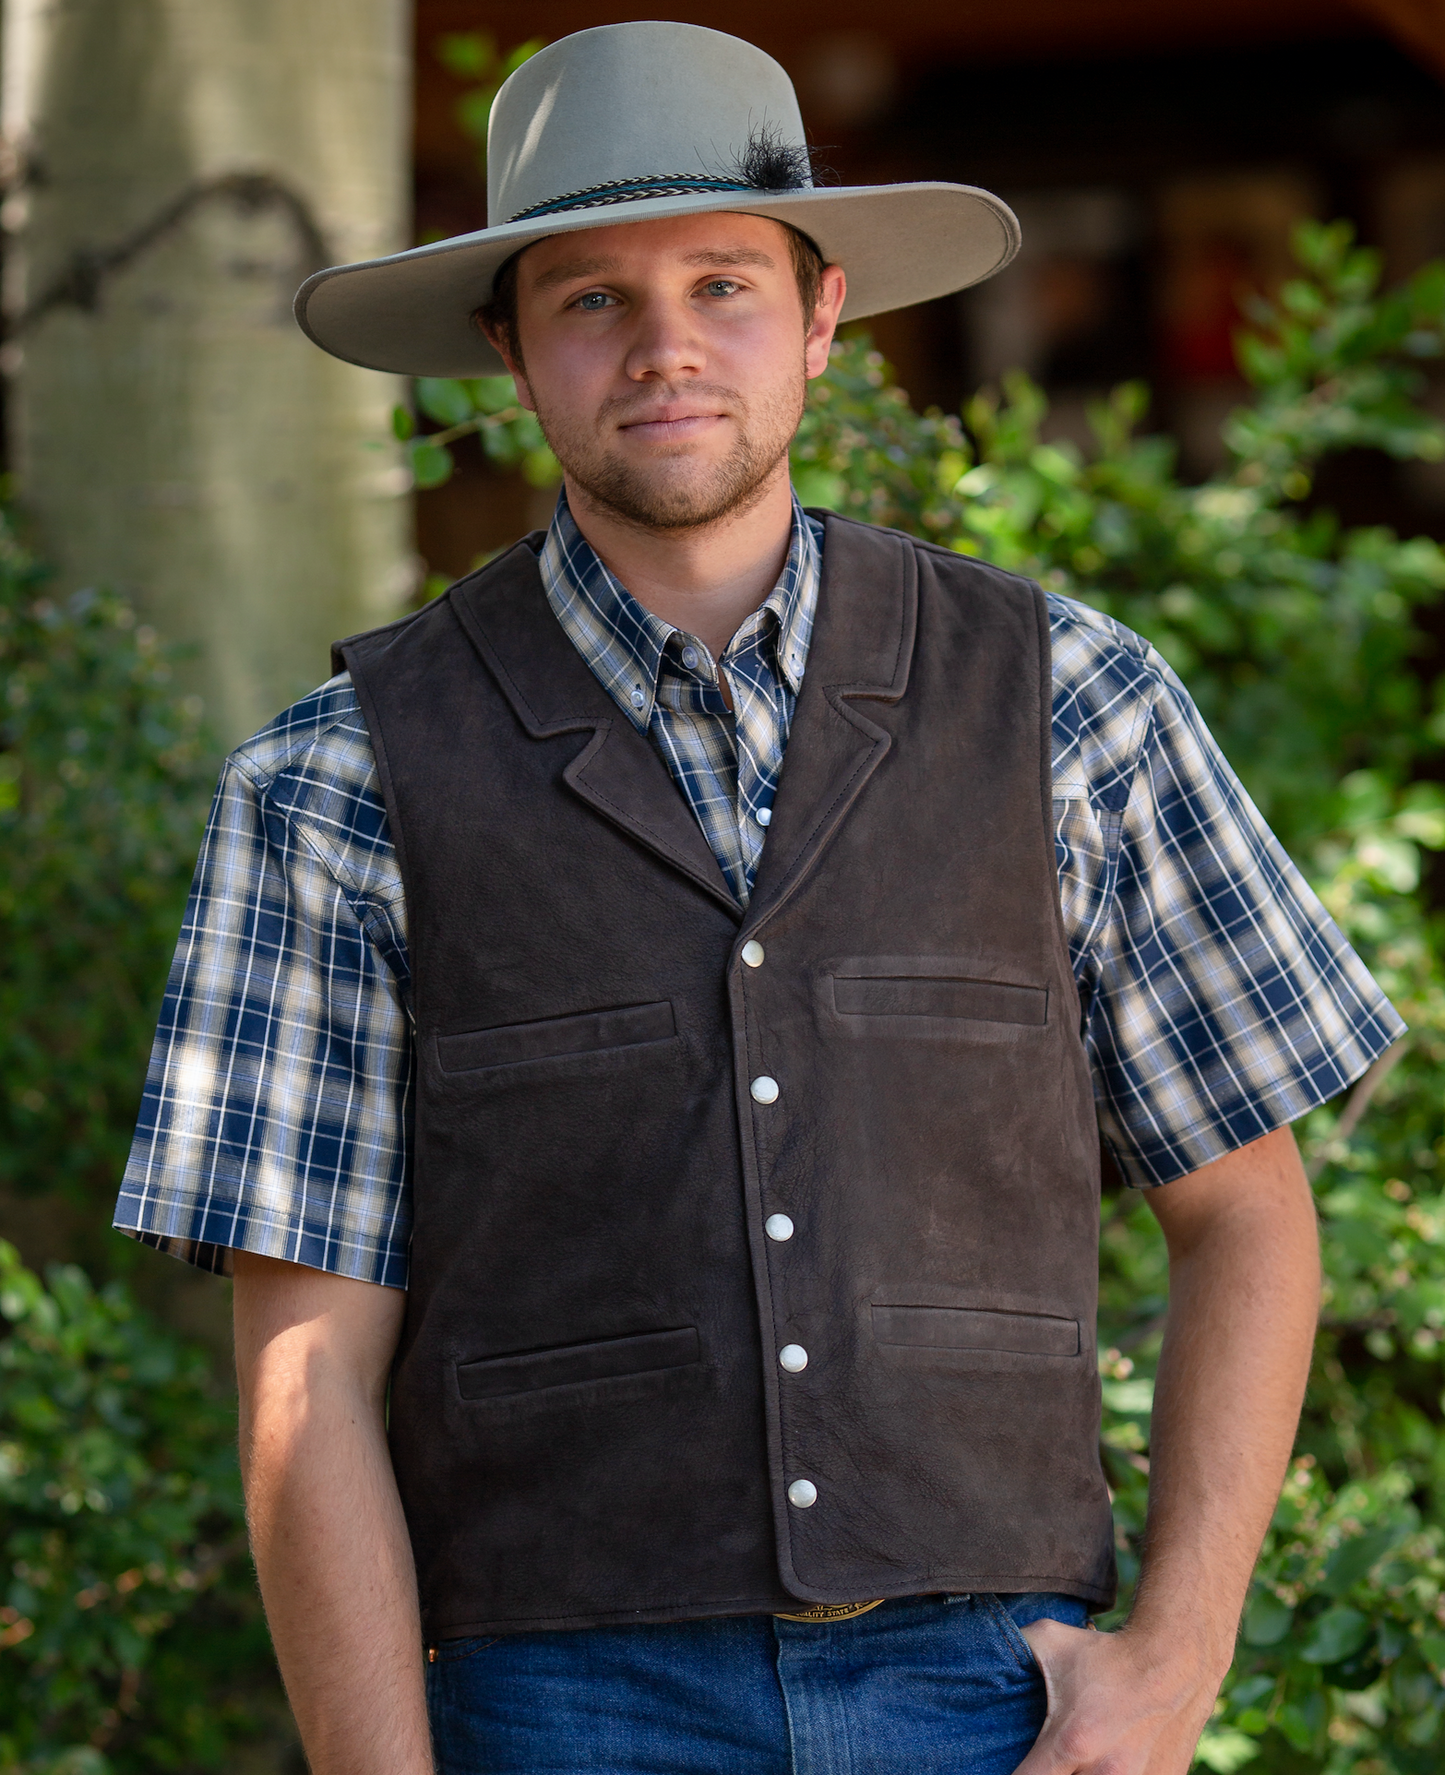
[831,972,1048,1028]
[436,1000,676,1075]
[872,1304,1080,1359]
[456,1326,701,1404]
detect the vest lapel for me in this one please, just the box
[450,542,739,915]
[746,515,918,926]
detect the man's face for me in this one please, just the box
[492,213,844,532]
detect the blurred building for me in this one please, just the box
[412,1,1445,576]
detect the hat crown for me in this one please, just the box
[487,22,809,227]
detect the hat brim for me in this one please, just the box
[294,183,1019,378]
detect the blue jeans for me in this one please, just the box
[426,1592,1089,1774]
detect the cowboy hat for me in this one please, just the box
[295,20,1020,377]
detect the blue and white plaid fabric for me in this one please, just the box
[115,504,1404,1285]
[541,489,816,903]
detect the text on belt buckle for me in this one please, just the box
[774,1599,885,1623]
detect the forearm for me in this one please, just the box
[1015,1125,1321,1774]
[1128,1126,1321,1675]
[234,1254,432,1775]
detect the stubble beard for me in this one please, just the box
[531,372,806,534]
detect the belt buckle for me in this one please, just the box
[773,1599,885,1623]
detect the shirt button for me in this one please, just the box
[778,1344,808,1372]
[741,940,765,968]
[765,1213,794,1241]
[755,807,772,827]
[630,688,645,710]
[787,1479,818,1509]
[750,1075,779,1105]
[681,646,699,669]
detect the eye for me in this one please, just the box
[572,290,617,311]
[701,278,741,298]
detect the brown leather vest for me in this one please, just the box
[339,513,1115,1641]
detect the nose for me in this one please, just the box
[622,294,705,382]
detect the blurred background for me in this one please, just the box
[5,4,1445,1771]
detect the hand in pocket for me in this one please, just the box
[1010,1619,1218,1775]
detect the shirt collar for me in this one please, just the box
[539,487,821,731]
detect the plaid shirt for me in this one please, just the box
[115,504,1404,1287]
[540,489,816,903]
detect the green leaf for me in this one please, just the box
[391,405,414,442]
[1273,1701,1320,1754]
[415,378,476,427]
[521,446,561,489]
[1298,1605,1370,1664]
[499,38,547,80]
[409,440,455,489]
[1321,1524,1408,1595]
[1241,1590,1294,1646]
[1193,1726,1260,1772]
[1100,1377,1155,1414]
[435,30,495,80]
[464,375,522,411]
[792,467,847,510]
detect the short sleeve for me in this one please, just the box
[113,700,415,1286]
[1079,657,1405,1186]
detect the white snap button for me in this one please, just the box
[741,940,765,968]
[630,688,645,710]
[779,1344,808,1372]
[765,1213,794,1242]
[755,807,772,826]
[681,646,699,669]
[750,1075,779,1105]
[788,1479,817,1509]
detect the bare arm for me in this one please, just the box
[233,1252,433,1775]
[1015,1123,1322,1775]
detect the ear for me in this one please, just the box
[804,265,847,381]
[473,312,536,413]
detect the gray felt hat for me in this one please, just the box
[295,21,1021,378]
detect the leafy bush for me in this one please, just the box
[793,220,1445,855]
[0,540,282,1766]
[0,1241,270,1773]
[0,524,211,1218]
[392,373,558,494]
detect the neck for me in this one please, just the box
[562,463,795,662]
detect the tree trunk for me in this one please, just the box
[2,0,414,746]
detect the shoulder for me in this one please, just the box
[1045,593,1175,808]
[230,674,375,795]
[1046,592,1167,705]
[226,676,393,885]
[334,536,548,674]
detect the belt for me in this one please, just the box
[773,1599,885,1623]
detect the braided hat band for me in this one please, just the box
[508,175,762,226]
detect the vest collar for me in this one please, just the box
[744,514,917,928]
[448,515,918,924]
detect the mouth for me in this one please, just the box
[616,410,729,445]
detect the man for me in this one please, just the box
[115,22,1399,1775]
